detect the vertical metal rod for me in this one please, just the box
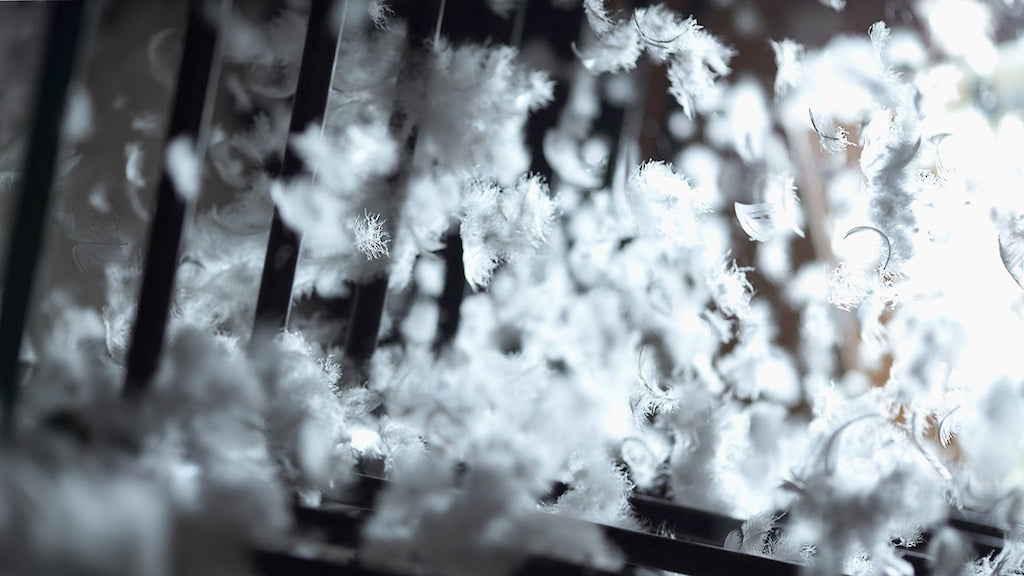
[430,0,526,353]
[252,0,347,340]
[432,0,447,46]
[342,275,389,363]
[123,0,228,397]
[510,0,528,49]
[0,0,85,436]
[432,225,464,353]
[342,0,442,367]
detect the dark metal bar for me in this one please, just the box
[430,2,524,354]
[123,0,226,397]
[432,224,464,353]
[252,0,344,337]
[343,275,389,364]
[333,473,741,544]
[326,477,794,575]
[0,0,85,435]
[439,0,516,43]
[628,493,740,545]
[333,471,386,509]
[900,548,931,576]
[252,549,357,576]
[255,540,626,576]
[601,523,802,576]
[290,501,624,576]
[294,494,806,576]
[252,545,421,576]
[342,0,442,367]
[948,510,1007,540]
[331,472,1006,576]
[293,502,368,548]
[922,524,1003,559]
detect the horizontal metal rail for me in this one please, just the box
[313,472,1009,576]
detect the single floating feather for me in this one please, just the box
[632,8,689,47]
[808,109,853,153]
[58,212,131,272]
[735,177,804,242]
[147,27,180,88]
[582,0,615,37]
[735,202,776,242]
[937,407,962,447]
[843,225,892,270]
[542,130,604,189]
[998,233,1024,289]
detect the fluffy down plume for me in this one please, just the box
[270,123,398,256]
[0,458,171,576]
[368,0,393,28]
[859,107,921,268]
[577,4,732,117]
[10,313,298,576]
[460,174,556,289]
[174,189,275,335]
[548,456,638,529]
[359,342,631,575]
[734,175,804,242]
[361,455,625,576]
[770,38,803,98]
[418,40,554,184]
[353,210,391,261]
[250,331,356,496]
[785,407,946,576]
[576,20,643,73]
[625,160,711,244]
[637,6,733,117]
[706,257,754,320]
[583,0,615,37]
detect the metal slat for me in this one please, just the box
[431,1,529,354]
[326,472,1018,575]
[290,497,805,576]
[342,0,443,367]
[0,0,86,435]
[433,225,464,352]
[628,493,741,545]
[123,0,228,397]
[252,0,346,337]
[602,523,802,576]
